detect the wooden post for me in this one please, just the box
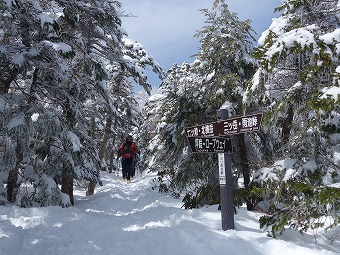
[217,109,235,230]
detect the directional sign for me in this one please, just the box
[186,136,232,154]
[223,113,263,135]
[185,113,263,137]
[185,122,222,137]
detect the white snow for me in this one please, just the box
[302,160,317,174]
[41,40,72,53]
[147,93,166,103]
[206,70,215,81]
[320,86,340,101]
[122,37,143,51]
[319,29,340,44]
[67,131,81,152]
[1,172,339,255]
[258,15,291,45]
[251,69,261,92]
[329,182,340,188]
[264,25,317,62]
[220,102,234,114]
[31,113,40,122]
[216,88,224,95]
[38,14,55,27]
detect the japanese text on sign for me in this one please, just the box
[186,136,232,154]
[218,154,225,176]
[223,113,263,135]
[195,137,227,150]
[186,123,215,137]
[185,113,263,137]
[218,154,226,185]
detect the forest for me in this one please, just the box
[1,0,340,237]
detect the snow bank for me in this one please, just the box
[0,172,339,255]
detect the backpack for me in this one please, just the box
[119,141,138,159]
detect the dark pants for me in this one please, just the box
[122,157,133,181]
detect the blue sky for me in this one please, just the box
[119,0,282,87]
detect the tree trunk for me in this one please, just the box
[0,59,17,94]
[61,98,75,203]
[86,115,97,196]
[238,133,253,211]
[61,164,74,205]
[87,114,112,196]
[281,103,294,144]
[7,142,23,203]
[4,8,34,202]
[7,168,19,203]
[98,114,112,161]
[108,149,115,174]
[0,78,13,94]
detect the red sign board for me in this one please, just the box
[185,113,263,137]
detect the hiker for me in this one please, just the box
[117,135,139,182]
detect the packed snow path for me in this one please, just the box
[0,172,339,255]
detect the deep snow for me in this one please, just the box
[0,171,339,255]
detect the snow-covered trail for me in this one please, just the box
[0,171,339,255]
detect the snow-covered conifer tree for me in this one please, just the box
[245,0,340,235]
[0,0,163,206]
[145,62,219,207]
[145,0,259,209]
[193,0,258,209]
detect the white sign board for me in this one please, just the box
[218,153,226,185]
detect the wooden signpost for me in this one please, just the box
[185,110,263,231]
[185,113,263,137]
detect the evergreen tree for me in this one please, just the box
[193,0,258,209]
[0,0,76,206]
[244,0,340,235]
[145,62,219,207]
[0,0,162,206]
[144,0,259,209]
[135,87,165,173]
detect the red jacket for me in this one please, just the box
[118,141,139,159]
